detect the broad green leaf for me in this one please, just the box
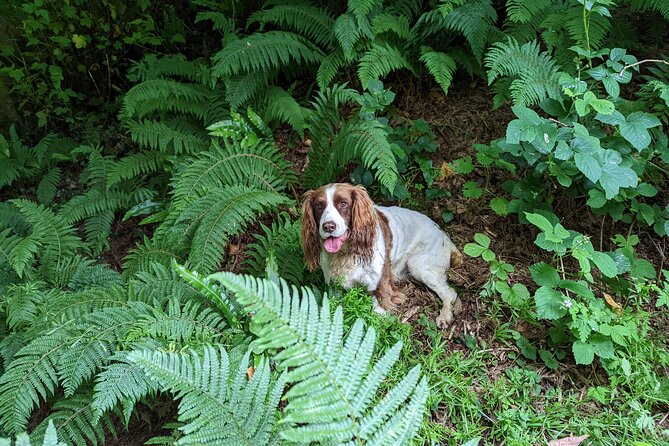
[598,164,637,199]
[489,197,509,216]
[452,157,474,174]
[573,340,595,365]
[591,252,618,277]
[474,233,491,248]
[574,152,602,182]
[558,280,594,299]
[529,262,560,288]
[620,112,661,151]
[535,287,568,320]
[462,181,483,198]
[524,212,554,234]
[463,243,485,258]
[590,334,615,359]
[539,349,559,370]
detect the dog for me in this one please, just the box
[301,183,462,328]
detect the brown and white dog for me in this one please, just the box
[301,183,462,328]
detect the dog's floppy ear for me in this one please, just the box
[300,190,321,271]
[350,185,376,263]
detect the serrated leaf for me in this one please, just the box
[462,181,483,199]
[574,152,602,182]
[591,252,618,277]
[572,340,594,365]
[489,197,509,216]
[529,262,560,288]
[535,286,568,320]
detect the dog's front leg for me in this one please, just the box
[373,274,406,312]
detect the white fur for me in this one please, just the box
[317,186,460,327]
[318,185,348,239]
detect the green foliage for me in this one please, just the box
[0,421,65,446]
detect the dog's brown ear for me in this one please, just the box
[300,190,321,271]
[350,185,376,263]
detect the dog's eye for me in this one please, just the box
[314,202,325,210]
[338,202,348,209]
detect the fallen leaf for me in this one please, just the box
[440,162,454,180]
[547,434,589,446]
[246,366,254,380]
[603,292,622,313]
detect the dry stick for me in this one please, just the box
[619,59,669,76]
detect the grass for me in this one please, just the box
[331,284,669,446]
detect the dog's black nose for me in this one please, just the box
[322,221,336,233]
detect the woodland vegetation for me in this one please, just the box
[0,0,668,445]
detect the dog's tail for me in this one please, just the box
[450,247,463,269]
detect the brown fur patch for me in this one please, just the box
[374,210,406,310]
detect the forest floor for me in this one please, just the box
[100,79,669,445]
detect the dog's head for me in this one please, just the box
[301,183,376,270]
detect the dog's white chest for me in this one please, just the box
[321,235,385,291]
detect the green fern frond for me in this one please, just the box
[92,352,160,425]
[172,260,242,329]
[243,213,305,285]
[131,54,211,84]
[36,168,60,206]
[67,263,122,291]
[10,199,83,278]
[128,262,197,305]
[122,236,187,278]
[2,282,43,330]
[440,0,497,60]
[0,203,30,235]
[631,0,669,19]
[121,79,214,121]
[261,86,310,137]
[248,3,336,48]
[0,421,66,446]
[371,13,412,40]
[420,47,457,95]
[207,272,427,444]
[358,43,414,88]
[195,11,236,33]
[172,139,295,208]
[176,186,292,273]
[0,333,26,371]
[0,330,70,432]
[0,229,23,274]
[127,119,210,154]
[127,347,285,445]
[334,13,361,60]
[505,0,552,23]
[212,31,324,78]
[225,70,275,110]
[107,151,166,188]
[348,0,382,21]
[58,189,128,225]
[334,119,401,191]
[485,38,562,107]
[30,392,117,446]
[564,7,610,50]
[317,50,347,89]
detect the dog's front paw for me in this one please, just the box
[436,309,453,329]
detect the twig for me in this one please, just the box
[599,215,605,252]
[619,59,669,76]
[549,117,569,127]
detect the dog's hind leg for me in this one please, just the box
[408,244,460,329]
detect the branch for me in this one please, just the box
[619,59,669,76]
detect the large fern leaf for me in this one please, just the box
[126,119,209,154]
[485,38,562,107]
[172,139,295,209]
[248,3,336,48]
[175,186,292,273]
[127,347,285,445]
[441,0,497,60]
[505,0,552,23]
[211,31,324,78]
[208,272,428,444]
[420,47,457,95]
[121,79,214,121]
[261,86,311,138]
[357,43,414,88]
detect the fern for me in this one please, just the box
[207,272,428,444]
[334,13,361,60]
[0,421,66,446]
[348,0,382,22]
[212,31,324,78]
[440,0,497,60]
[36,168,60,206]
[372,12,412,40]
[358,43,414,88]
[505,0,552,23]
[122,236,187,278]
[225,70,276,110]
[243,213,305,285]
[248,3,336,48]
[127,347,285,445]
[261,86,310,137]
[631,0,669,19]
[121,79,215,121]
[419,47,457,95]
[30,392,117,446]
[333,119,401,192]
[126,119,209,154]
[485,37,562,107]
[175,185,292,273]
[106,151,166,187]
[172,138,296,209]
[317,50,347,89]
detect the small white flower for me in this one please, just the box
[564,299,573,308]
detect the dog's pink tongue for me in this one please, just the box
[324,235,346,253]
